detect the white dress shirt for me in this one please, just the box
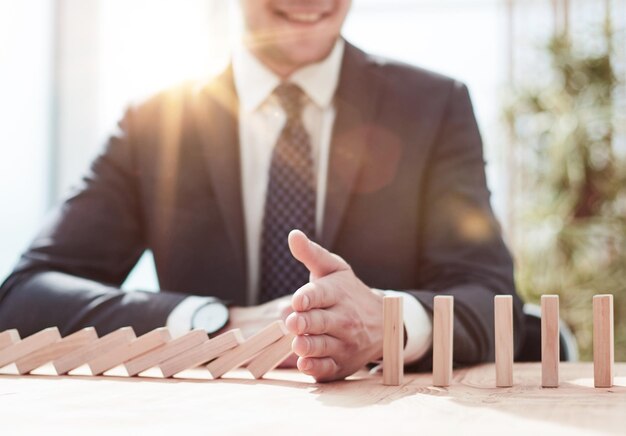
[167,39,433,364]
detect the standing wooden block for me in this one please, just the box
[0,330,20,351]
[159,329,243,378]
[541,295,560,388]
[124,329,208,376]
[0,327,61,368]
[433,296,454,387]
[53,327,135,375]
[207,321,287,379]
[88,328,172,376]
[15,328,98,375]
[494,295,513,387]
[593,294,614,388]
[247,333,295,379]
[383,296,403,386]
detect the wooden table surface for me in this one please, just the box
[1,362,624,435]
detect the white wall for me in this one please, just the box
[0,1,54,280]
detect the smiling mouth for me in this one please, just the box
[275,10,331,24]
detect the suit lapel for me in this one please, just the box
[192,68,247,291]
[321,43,383,249]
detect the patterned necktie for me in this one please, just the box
[258,83,316,303]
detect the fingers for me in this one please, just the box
[288,229,349,279]
[297,356,339,381]
[277,353,298,369]
[285,309,339,335]
[278,300,295,321]
[291,281,338,311]
[292,334,344,358]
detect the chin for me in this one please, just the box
[276,36,339,68]
[242,0,351,75]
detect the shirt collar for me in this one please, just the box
[232,38,345,113]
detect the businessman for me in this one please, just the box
[0,0,525,381]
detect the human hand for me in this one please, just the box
[285,230,384,382]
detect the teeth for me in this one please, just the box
[286,13,323,23]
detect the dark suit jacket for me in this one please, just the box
[0,42,525,369]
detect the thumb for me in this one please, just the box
[288,229,349,279]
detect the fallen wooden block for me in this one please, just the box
[159,329,243,378]
[53,327,135,375]
[494,295,513,387]
[207,321,287,379]
[0,327,61,369]
[124,329,208,376]
[15,328,98,375]
[247,333,295,379]
[383,295,403,386]
[593,294,614,388]
[541,295,559,388]
[433,295,454,387]
[88,328,172,376]
[0,329,20,351]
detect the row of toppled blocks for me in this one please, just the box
[0,320,294,379]
[382,294,616,388]
[0,294,615,386]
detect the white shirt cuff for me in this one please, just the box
[381,290,433,364]
[166,296,214,338]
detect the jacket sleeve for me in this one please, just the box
[0,107,186,337]
[406,81,525,370]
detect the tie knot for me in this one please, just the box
[274,83,306,120]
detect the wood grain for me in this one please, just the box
[88,328,172,376]
[593,294,614,388]
[0,363,624,435]
[494,295,513,387]
[53,327,135,375]
[159,329,243,378]
[124,329,207,376]
[0,329,20,351]
[541,295,559,388]
[14,327,98,375]
[433,296,453,387]
[207,321,287,379]
[247,333,295,379]
[383,296,403,386]
[0,327,61,369]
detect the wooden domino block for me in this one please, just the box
[541,295,559,388]
[494,295,513,387]
[53,327,135,375]
[14,327,98,375]
[432,296,453,387]
[87,328,172,376]
[0,329,20,351]
[247,333,295,379]
[593,294,614,388]
[159,329,243,378]
[383,296,403,386]
[124,329,207,376]
[0,327,61,369]
[207,321,287,379]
